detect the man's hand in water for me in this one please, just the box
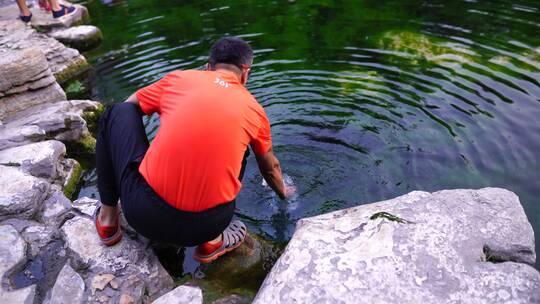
[283,185,297,200]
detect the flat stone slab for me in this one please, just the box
[254,188,540,304]
[0,165,49,220]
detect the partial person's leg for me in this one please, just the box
[96,103,149,226]
[49,0,76,18]
[15,0,31,18]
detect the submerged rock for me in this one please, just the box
[151,285,203,304]
[0,165,49,221]
[50,25,102,51]
[254,188,540,303]
[375,31,476,64]
[50,263,85,304]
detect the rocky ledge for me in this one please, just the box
[254,188,540,304]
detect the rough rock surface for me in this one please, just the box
[254,188,540,304]
[50,263,85,304]
[0,165,49,220]
[0,20,88,84]
[0,224,36,304]
[151,285,203,304]
[50,25,102,51]
[40,190,72,225]
[0,48,65,119]
[0,99,100,150]
[0,140,66,180]
[61,198,174,303]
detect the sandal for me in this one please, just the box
[94,205,123,246]
[194,220,247,263]
[19,13,32,23]
[52,4,76,19]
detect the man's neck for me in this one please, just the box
[212,63,242,82]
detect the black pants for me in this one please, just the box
[96,103,243,246]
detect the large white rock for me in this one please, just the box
[0,140,66,180]
[50,263,85,304]
[254,188,540,304]
[60,198,174,303]
[151,285,203,304]
[0,165,49,220]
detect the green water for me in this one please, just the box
[78,0,540,297]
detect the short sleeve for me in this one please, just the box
[250,110,273,156]
[135,74,171,115]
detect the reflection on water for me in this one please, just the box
[79,0,540,271]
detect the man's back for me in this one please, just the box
[136,69,272,211]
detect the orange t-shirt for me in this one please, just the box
[135,69,272,212]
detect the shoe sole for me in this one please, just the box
[194,236,246,264]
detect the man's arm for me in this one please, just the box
[125,93,139,106]
[255,148,290,199]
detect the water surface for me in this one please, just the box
[79,0,540,275]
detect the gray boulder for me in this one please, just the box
[0,165,49,220]
[50,263,85,304]
[254,188,540,304]
[151,285,203,304]
[0,141,66,181]
[61,198,174,303]
[50,25,102,51]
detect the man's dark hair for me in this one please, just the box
[209,37,253,69]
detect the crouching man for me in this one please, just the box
[94,37,294,263]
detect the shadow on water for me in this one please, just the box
[77,0,540,297]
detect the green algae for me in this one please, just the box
[374,31,476,65]
[63,160,82,199]
[370,211,415,224]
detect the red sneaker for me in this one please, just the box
[194,220,247,263]
[94,205,123,246]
